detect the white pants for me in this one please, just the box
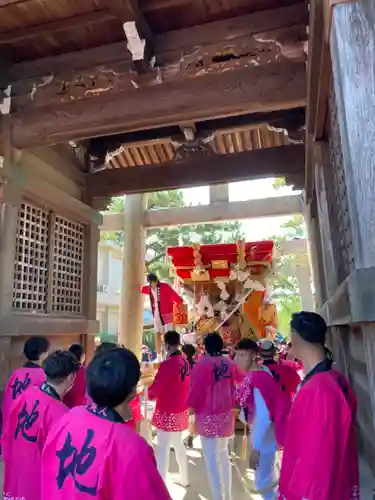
[156,430,189,485]
[201,436,232,500]
[255,451,276,500]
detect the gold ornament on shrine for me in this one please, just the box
[191,243,210,281]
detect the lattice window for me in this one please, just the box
[13,202,49,311]
[51,216,85,313]
[326,83,355,284]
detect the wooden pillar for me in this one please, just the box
[330,1,375,269]
[303,198,324,308]
[0,185,21,316]
[209,183,229,204]
[330,0,375,470]
[83,220,101,361]
[294,258,315,311]
[0,183,20,393]
[0,108,21,395]
[118,194,146,359]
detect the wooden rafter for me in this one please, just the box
[10,62,307,148]
[86,145,305,197]
[0,10,115,44]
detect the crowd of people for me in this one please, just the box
[0,311,360,500]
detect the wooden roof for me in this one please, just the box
[1,0,308,198]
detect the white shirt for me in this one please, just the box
[251,388,277,454]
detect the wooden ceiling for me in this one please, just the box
[1,0,302,61]
[0,0,308,197]
[107,125,290,169]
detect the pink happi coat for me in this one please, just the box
[263,361,301,401]
[236,367,290,447]
[149,352,190,431]
[63,365,87,408]
[2,363,46,437]
[141,282,182,324]
[280,358,304,378]
[41,404,171,500]
[279,368,359,500]
[84,393,141,431]
[188,355,244,437]
[3,383,68,500]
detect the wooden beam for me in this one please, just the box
[87,108,305,162]
[9,3,307,81]
[156,4,307,54]
[140,0,191,11]
[0,0,27,6]
[0,10,115,44]
[100,194,303,230]
[11,63,306,148]
[87,145,305,197]
[9,42,131,82]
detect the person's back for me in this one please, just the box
[149,331,190,486]
[3,350,78,500]
[189,333,244,500]
[149,350,191,418]
[264,361,301,400]
[42,347,171,500]
[234,339,284,500]
[279,311,359,500]
[2,336,49,435]
[280,368,358,500]
[85,341,141,431]
[190,354,243,437]
[42,405,168,499]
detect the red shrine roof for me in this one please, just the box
[167,241,274,281]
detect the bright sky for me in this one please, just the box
[182,178,302,240]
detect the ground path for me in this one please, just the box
[165,434,260,500]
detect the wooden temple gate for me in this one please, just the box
[0,0,375,474]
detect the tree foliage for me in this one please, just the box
[102,191,244,281]
[268,213,305,336]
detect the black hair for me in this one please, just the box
[23,336,50,362]
[86,347,141,409]
[234,338,259,353]
[43,350,79,384]
[182,344,196,359]
[290,311,327,346]
[164,330,180,347]
[95,341,118,356]
[204,332,224,355]
[68,344,85,363]
[147,273,158,283]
